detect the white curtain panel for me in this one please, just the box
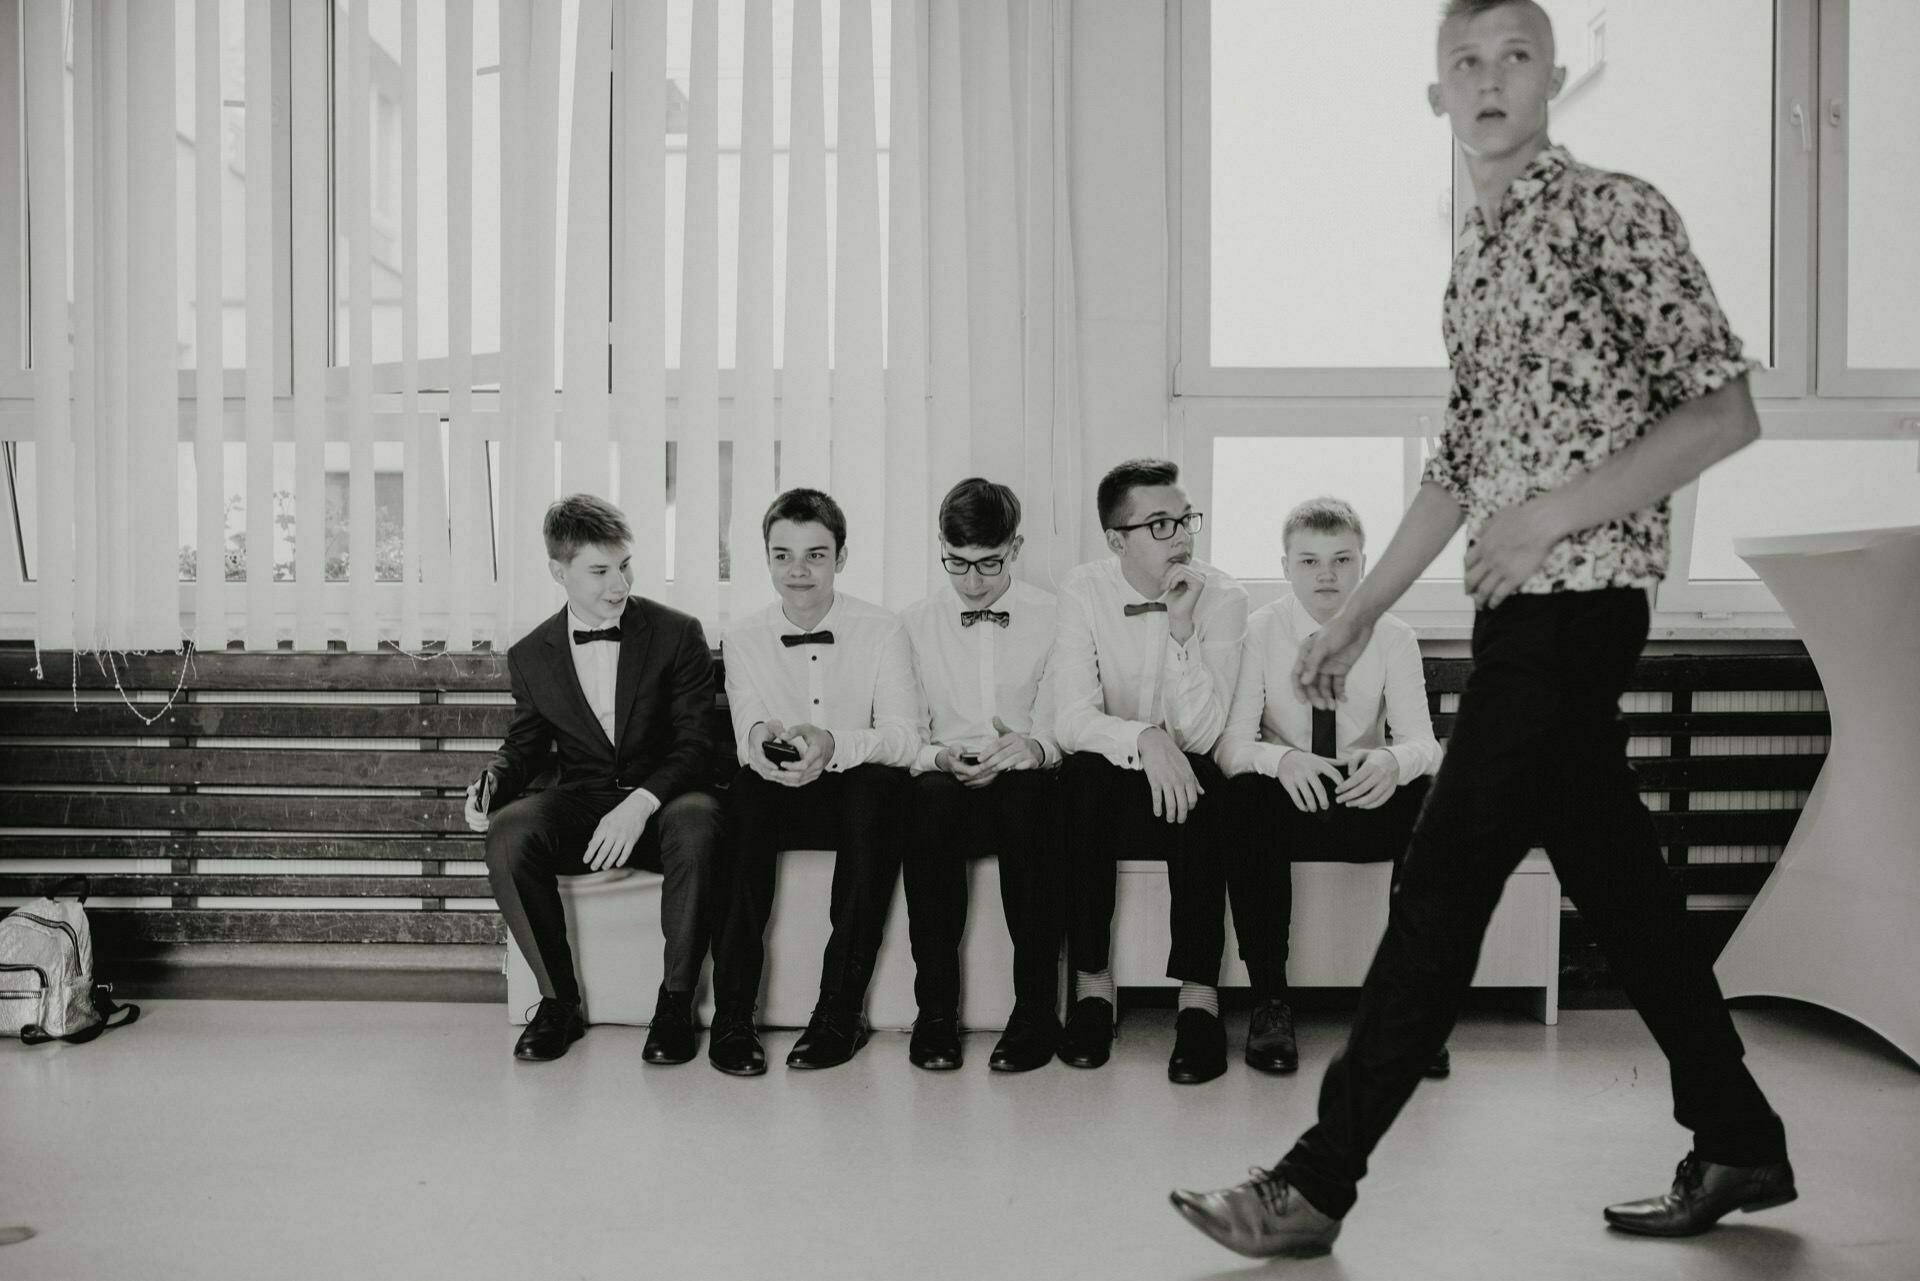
[17,0,1080,653]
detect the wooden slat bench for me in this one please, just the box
[0,646,1824,1003]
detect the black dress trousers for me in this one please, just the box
[1060,749,1232,986]
[711,763,911,1018]
[1276,590,1788,1219]
[901,769,1064,1018]
[1223,770,1430,999]
[485,787,723,1005]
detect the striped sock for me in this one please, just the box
[1177,982,1219,1017]
[1074,968,1116,1007]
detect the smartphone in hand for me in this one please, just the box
[761,738,803,766]
[473,769,496,815]
[954,750,983,767]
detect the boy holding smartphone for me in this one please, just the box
[898,478,1065,1073]
[708,489,922,1075]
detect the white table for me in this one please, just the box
[1715,525,1920,1066]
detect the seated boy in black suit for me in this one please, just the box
[467,494,722,1064]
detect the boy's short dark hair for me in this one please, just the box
[544,494,632,563]
[1097,458,1181,530]
[761,487,848,551]
[1283,496,1365,551]
[938,477,1022,548]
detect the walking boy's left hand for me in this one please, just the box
[583,792,656,870]
[1334,749,1400,811]
[1465,498,1562,610]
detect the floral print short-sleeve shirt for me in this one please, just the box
[1422,144,1755,594]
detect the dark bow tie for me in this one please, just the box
[781,630,835,648]
[1123,601,1168,617]
[572,626,622,644]
[960,609,1010,629]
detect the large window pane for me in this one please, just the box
[1847,0,1920,368]
[1209,437,1407,579]
[1209,1,1453,368]
[1689,440,1920,580]
[1544,1,1775,367]
[1206,0,1775,371]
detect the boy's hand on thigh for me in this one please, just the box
[583,793,654,871]
[1276,750,1343,813]
[1139,727,1202,824]
[1335,749,1400,810]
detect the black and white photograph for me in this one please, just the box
[3,1,1917,1277]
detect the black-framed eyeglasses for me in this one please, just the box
[1110,511,1204,541]
[941,553,1008,577]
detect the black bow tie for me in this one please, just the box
[573,626,622,644]
[961,609,1010,629]
[1123,601,1167,617]
[781,631,835,648]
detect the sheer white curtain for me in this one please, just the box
[18,0,1080,654]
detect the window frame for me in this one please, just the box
[1172,0,1920,635]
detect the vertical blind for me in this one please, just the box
[15,0,1080,654]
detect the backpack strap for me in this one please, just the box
[47,874,91,903]
[19,988,140,1045]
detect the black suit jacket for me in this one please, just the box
[487,597,716,809]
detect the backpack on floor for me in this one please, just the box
[0,876,139,1045]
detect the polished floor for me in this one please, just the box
[4,1000,1916,1281]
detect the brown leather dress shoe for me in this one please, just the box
[1603,1152,1797,1237]
[641,987,697,1065]
[1169,1168,1342,1259]
[513,997,585,1062]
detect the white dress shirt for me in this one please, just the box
[1215,590,1442,785]
[1052,557,1249,767]
[566,606,658,816]
[900,578,1061,774]
[722,593,922,772]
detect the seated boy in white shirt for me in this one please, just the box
[707,489,922,1076]
[899,478,1064,1074]
[1215,497,1446,1078]
[1053,458,1249,1085]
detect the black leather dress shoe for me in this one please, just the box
[1604,1152,1797,1237]
[642,987,697,1065]
[514,997,585,1062]
[1168,1007,1229,1084]
[707,1007,767,1077]
[787,1008,870,1070]
[909,1011,963,1071]
[1423,1043,1451,1078]
[990,1006,1060,1073]
[1057,997,1115,1069]
[1245,999,1298,1074]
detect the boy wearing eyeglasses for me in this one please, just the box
[897,478,1065,1073]
[1052,458,1248,1084]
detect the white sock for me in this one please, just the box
[1075,968,1115,1007]
[1177,982,1219,1017]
